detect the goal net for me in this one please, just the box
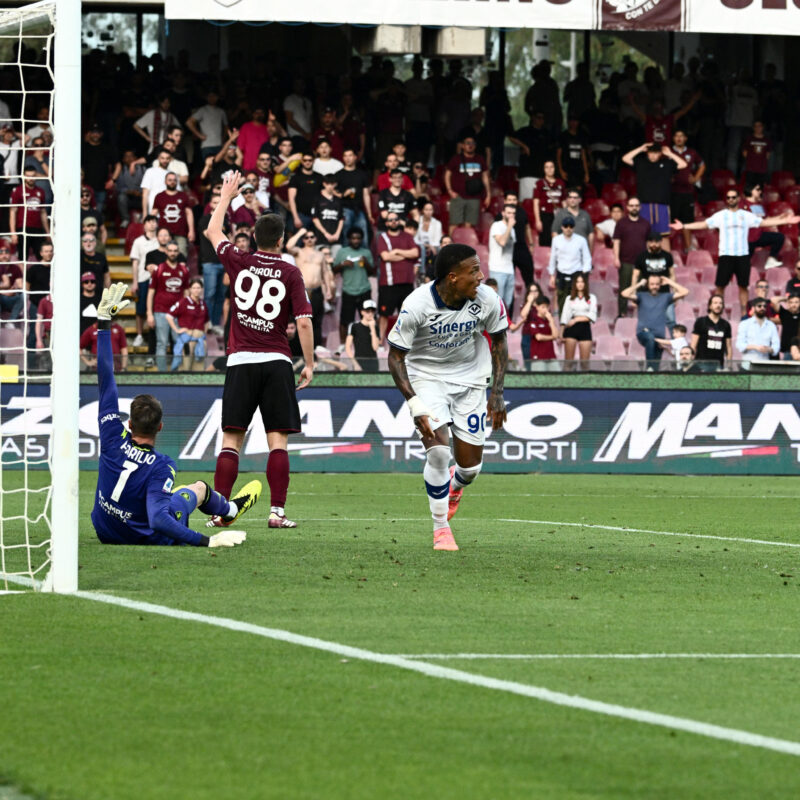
[0,0,79,593]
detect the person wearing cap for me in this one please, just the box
[548,214,592,312]
[230,181,267,230]
[345,299,379,372]
[312,139,343,177]
[736,297,780,364]
[80,271,100,335]
[311,175,344,249]
[311,107,344,161]
[632,231,676,325]
[333,227,375,344]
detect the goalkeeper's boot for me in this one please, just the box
[433,524,458,551]
[268,511,297,529]
[206,479,262,528]
[447,465,463,522]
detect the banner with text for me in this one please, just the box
[4,385,800,475]
[163,0,800,35]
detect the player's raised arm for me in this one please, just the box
[205,171,240,250]
[95,283,131,446]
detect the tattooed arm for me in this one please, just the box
[487,330,508,431]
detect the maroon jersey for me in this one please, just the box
[37,294,53,332]
[534,177,566,215]
[671,146,703,193]
[529,315,556,360]
[152,191,190,237]
[0,261,22,289]
[376,231,417,286]
[445,153,487,197]
[216,241,313,362]
[743,135,772,174]
[150,261,190,313]
[169,296,210,330]
[645,114,674,145]
[10,185,46,229]
[80,322,127,354]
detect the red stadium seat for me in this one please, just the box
[686,249,715,271]
[613,316,637,344]
[601,183,627,205]
[522,198,534,218]
[594,334,627,359]
[592,319,612,338]
[583,183,598,199]
[474,244,490,277]
[496,165,519,194]
[533,246,550,278]
[697,264,717,286]
[762,185,781,205]
[124,222,144,255]
[584,198,610,225]
[592,247,615,278]
[686,283,714,312]
[711,169,737,198]
[772,170,796,193]
[702,200,725,217]
[783,185,800,212]
[674,266,696,285]
[618,168,637,197]
[452,226,480,247]
[767,201,793,218]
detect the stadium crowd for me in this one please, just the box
[2,46,800,371]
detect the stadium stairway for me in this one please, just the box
[104,232,142,365]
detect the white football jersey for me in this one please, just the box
[388,283,508,388]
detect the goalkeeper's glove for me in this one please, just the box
[97,282,132,321]
[208,530,247,548]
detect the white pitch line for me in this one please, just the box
[499,518,800,549]
[398,653,800,661]
[291,492,800,500]
[4,574,800,759]
[5,574,800,756]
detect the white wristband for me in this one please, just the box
[407,395,430,419]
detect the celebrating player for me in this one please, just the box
[91,284,260,548]
[204,171,314,529]
[387,243,509,551]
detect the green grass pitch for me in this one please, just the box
[2,472,800,799]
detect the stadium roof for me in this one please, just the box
[154,0,800,36]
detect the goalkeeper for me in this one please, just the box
[91,283,261,548]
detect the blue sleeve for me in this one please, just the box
[145,475,206,547]
[97,328,125,451]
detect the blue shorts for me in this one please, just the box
[642,203,670,234]
[146,487,198,546]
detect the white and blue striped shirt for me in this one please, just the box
[705,209,762,257]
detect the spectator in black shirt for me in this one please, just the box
[25,240,52,310]
[79,233,109,303]
[288,154,322,232]
[556,116,590,188]
[785,259,800,298]
[507,110,554,200]
[623,143,687,250]
[311,176,344,247]
[80,123,120,215]
[79,272,99,335]
[770,294,800,359]
[334,148,373,241]
[632,233,675,287]
[345,298,380,372]
[691,295,732,371]
[377,170,416,229]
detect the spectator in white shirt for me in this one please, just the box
[488,204,517,312]
[284,77,313,143]
[560,272,597,370]
[595,203,624,246]
[133,95,180,153]
[185,90,229,161]
[415,200,443,281]
[140,149,172,214]
[736,297,780,363]
[548,214,592,311]
[312,139,344,177]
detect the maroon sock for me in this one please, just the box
[214,448,239,499]
[266,448,290,508]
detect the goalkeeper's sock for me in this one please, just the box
[214,448,239,499]
[267,449,290,508]
[424,445,451,527]
[198,482,234,518]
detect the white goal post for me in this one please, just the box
[0,0,80,593]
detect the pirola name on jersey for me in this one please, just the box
[248,266,282,279]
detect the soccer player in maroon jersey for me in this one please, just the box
[204,171,314,529]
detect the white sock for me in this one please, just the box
[423,445,451,528]
[452,462,482,491]
[270,505,285,517]
[225,500,239,519]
